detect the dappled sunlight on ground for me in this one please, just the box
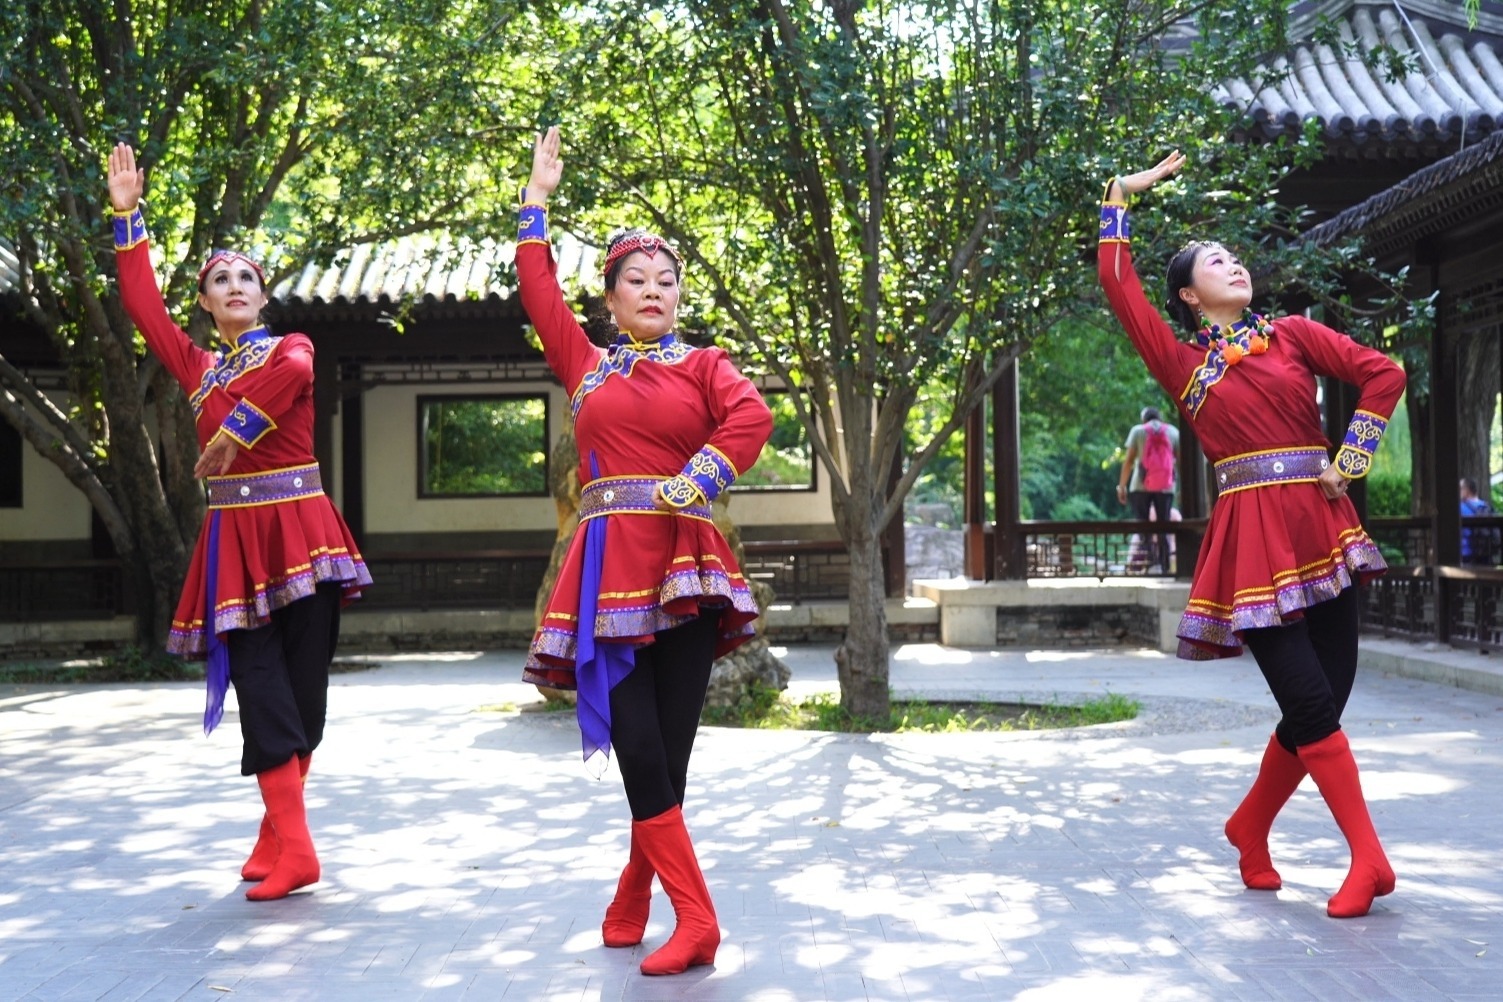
[3,648,1502,998]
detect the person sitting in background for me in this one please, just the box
[1460,477,1499,566]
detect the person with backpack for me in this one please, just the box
[1460,477,1499,565]
[1099,153,1407,920]
[1117,406,1180,572]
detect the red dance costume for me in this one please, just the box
[113,210,371,655]
[515,236,771,689]
[1097,197,1405,660]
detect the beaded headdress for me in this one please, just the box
[197,250,266,289]
[601,230,681,279]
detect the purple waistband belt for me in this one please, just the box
[206,464,323,508]
[1213,448,1330,497]
[579,477,711,521]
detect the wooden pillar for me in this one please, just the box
[1174,420,1205,581]
[963,397,990,580]
[1432,263,1460,642]
[340,362,366,540]
[992,357,1026,580]
[313,348,338,487]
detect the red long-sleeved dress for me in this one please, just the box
[114,212,371,656]
[515,233,773,689]
[1097,198,1406,659]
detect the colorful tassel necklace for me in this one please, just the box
[1196,309,1273,365]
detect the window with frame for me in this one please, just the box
[418,394,549,497]
[0,419,20,507]
[734,390,816,491]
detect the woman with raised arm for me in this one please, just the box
[515,127,772,975]
[1098,154,1406,919]
[107,143,371,901]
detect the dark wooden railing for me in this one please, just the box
[740,539,854,603]
[9,516,1502,649]
[359,538,858,609]
[1018,519,1208,579]
[0,560,126,621]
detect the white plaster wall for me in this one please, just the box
[359,381,838,535]
[1,392,94,543]
[362,381,567,534]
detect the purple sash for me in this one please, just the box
[574,455,636,768]
[203,510,230,734]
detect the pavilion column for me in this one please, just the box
[313,348,338,487]
[963,399,990,580]
[340,362,366,541]
[992,357,1026,580]
[1432,263,1460,644]
[1174,420,1205,581]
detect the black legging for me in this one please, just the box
[609,611,720,820]
[1129,489,1174,569]
[1240,585,1360,753]
[226,582,342,776]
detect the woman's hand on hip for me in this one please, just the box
[1317,464,1351,501]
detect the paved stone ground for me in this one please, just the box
[1,642,1501,1001]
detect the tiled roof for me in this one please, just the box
[0,241,18,296]
[1221,1,1503,151]
[1300,125,1503,253]
[268,231,598,308]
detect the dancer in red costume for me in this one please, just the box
[517,127,771,974]
[108,143,371,901]
[1099,153,1406,918]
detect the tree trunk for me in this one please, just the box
[1457,329,1500,504]
[836,514,890,722]
[1408,360,1431,517]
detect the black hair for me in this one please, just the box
[602,228,682,291]
[1141,406,1161,423]
[1164,241,1215,334]
[1462,477,1480,495]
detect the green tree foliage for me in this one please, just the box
[736,391,816,488]
[0,0,542,648]
[422,397,548,496]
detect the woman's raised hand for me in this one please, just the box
[527,126,563,203]
[107,142,145,213]
[1115,150,1187,198]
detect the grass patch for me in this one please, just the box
[702,686,1139,733]
[0,647,203,685]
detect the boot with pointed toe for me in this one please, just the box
[634,806,718,975]
[245,756,320,901]
[602,823,653,947]
[1225,734,1306,890]
[1297,730,1396,918]
[241,753,310,881]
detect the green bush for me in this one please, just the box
[1050,493,1108,522]
[1366,472,1412,517]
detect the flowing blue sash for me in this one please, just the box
[203,510,230,734]
[574,455,636,769]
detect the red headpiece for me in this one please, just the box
[196,250,266,289]
[601,231,681,279]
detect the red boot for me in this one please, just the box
[634,806,719,975]
[1297,730,1396,918]
[245,756,320,901]
[1225,734,1306,890]
[241,753,310,881]
[602,824,654,947]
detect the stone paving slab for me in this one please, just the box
[1,644,1500,1001]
